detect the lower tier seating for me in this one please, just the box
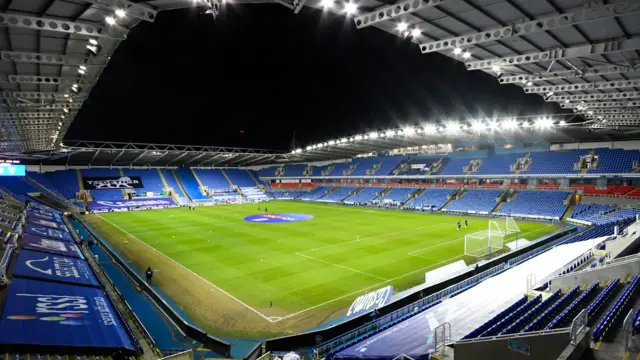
[496,191,570,219]
[444,190,503,214]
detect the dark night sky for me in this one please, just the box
[65,4,562,151]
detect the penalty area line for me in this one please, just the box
[97,215,276,323]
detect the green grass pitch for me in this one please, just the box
[89,201,562,335]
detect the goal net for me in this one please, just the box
[489,217,520,235]
[465,230,504,258]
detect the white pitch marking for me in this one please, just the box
[97,215,276,323]
[299,223,449,255]
[295,252,388,281]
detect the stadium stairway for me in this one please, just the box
[171,169,193,202]
[190,169,206,196]
[248,170,262,187]
[220,169,234,188]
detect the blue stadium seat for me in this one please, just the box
[300,186,333,200]
[123,169,165,195]
[593,275,639,341]
[495,191,570,219]
[444,189,502,214]
[343,187,384,203]
[405,188,456,209]
[44,170,80,200]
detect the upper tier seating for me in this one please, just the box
[123,169,165,194]
[444,189,503,214]
[327,163,352,176]
[226,169,257,187]
[376,157,405,175]
[260,166,279,177]
[344,187,384,203]
[195,169,231,190]
[396,158,441,175]
[570,203,617,224]
[439,158,472,176]
[0,177,41,201]
[160,169,186,198]
[322,186,355,202]
[405,188,456,209]
[176,168,208,201]
[524,150,588,174]
[283,164,307,177]
[44,170,80,199]
[350,158,380,176]
[591,148,640,174]
[474,153,524,175]
[26,172,67,199]
[81,169,123,201]
[378,187,415,203]
[300,186,332,200]
[496,191,570,219]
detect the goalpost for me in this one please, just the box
[464,217,519,257]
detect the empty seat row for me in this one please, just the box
[462,296,528,339]
[545,281,600,330]
[477,295,542,338]
[500,290,562,335]
[632,308,640,335]
[593,275,639,342]
[520,286,580,333]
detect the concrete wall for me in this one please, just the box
[455,330,571,360]
[551,140,640,151]
[550,257,640,291]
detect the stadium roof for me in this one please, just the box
[2,0,640,160]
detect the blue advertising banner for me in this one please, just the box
[0,278,134,351]
[28,209,63,223]
[13,250,100,288]
[346,286,394,318]
[28,218,69,231]
[21,234,83,259]
[25,224,74,242]
[87,197,176,211]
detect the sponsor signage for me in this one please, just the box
[28,218,69,231]
[0,278,134,350]
[83,176,144,190]
[0,163,25,176]
[25,224,74,242]
[87,197,176,211]
[21,234,83,258]
[28,209,63,223]
[13,250,100,287]
[508,339,530,356]
[346,286,394,318]
[243,213,314,223]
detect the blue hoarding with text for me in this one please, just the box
[13,250,100,287]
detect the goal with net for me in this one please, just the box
[464,217,519,257]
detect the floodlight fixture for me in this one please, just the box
[105,16,116,25]
[321,0,333,8]
[397,22,408,32]
[559,120,567,126]
[115,9,126,18]
[344,1,357,15]
[403,127,415,136]
[462,51,471,59]
[488,120,499,131]
[355,134,364,140]
[369,131,379,139]
[453,47,462,55]
[504,119,518,130]
[328,140,336,145]
[386,129,395,137]
[306,146,312,150]
[491,65,501,73]
[63,94,69,98]
[535,118,553,129]
[411,28,421,38]
[423,123,438,134]
[526,81,533,86]
[63,108,69,113]
[564,100,570,103]
[87,44,100,55]
[89,38,98,46]
[471,120,484,133]
[78,68,85,74]
[71,85,81,95]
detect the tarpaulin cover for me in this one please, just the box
[13,250,100,287]
[28,210,63,223]
[21,234,83,259]
[0,278,134,350]
[25,224,73,242]
[87,197,175,211]
[27,218,69,231]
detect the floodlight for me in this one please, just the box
[503,119,518,130]
[397,22,408,32]
[80,65,87,70]
[546,91,554,97]
[355,134,363,140]
[369,131,378,139]
[411,28,421,38]
[78,68,85,74]
[535,118,553,129]
[321,0,333,8]
[445,122,460,134]
[344,1,357,15]
[453,47,462,55]
[89,39,98,46]
[471,120,484,132]
[306,146,312,150]
[71,85,81,95]
[63,108,69,113]
[296,148,303,153]
[87,44,100,55]
[423,124,437,134]
[329,140,336,145]
[386,129,395,137]
[559,120,566,126]
[403,127,415,136]
[63,94,69,98]
[462,51,471,59]
[491,65,501,73]
[488,120,499,131]
[526,81,533,86]
[564,100,570,103]
[105,16,116,25]
[115,9,126,18]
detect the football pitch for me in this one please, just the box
[83,201,563,337]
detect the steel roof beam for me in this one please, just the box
[561,100,640,108]
[419,1,640,54]
[80,0,158,22]
[548,91,640,102]
[499,65,638,85]
[5,92,87,100]
[1,51,109,67]
[0,112,70,120]
[465,37,640,71]
[526,79,640,94]
[353,0,452,29]
[8,75,96,86]
[577,108,640,114]
[585,113,640,120]
[0,13,126,39]
[15,102,83,110]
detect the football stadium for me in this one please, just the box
[2,1,640,360]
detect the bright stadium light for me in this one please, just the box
[355,134,364,140]
[423,123,437,134]
[411,28,421,38]
[491,65,501,73]
[397,22,408,32]
[321,0,333,8]
[462,51,471,59]
[453,47,462,55]
[471,120,484,133]
[526,81,533,86]
[564,100,570,103]
[488,120,499,132]
[115,9,126,17]
[503,119,518,130]
[328,140,336,145]
[105,16,116,25]
[306,146,312,150]
[344,1,357,15]
[386,129,395,137]
[535,118,553,129]
[445,122,459,134]
[369,131,378,139]
[403,127,415,136]
[559,120,567,126]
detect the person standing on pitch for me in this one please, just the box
[145,266,154,285]
[270,301,273,308]
[465,219,468,228]
[457,220,461,231]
